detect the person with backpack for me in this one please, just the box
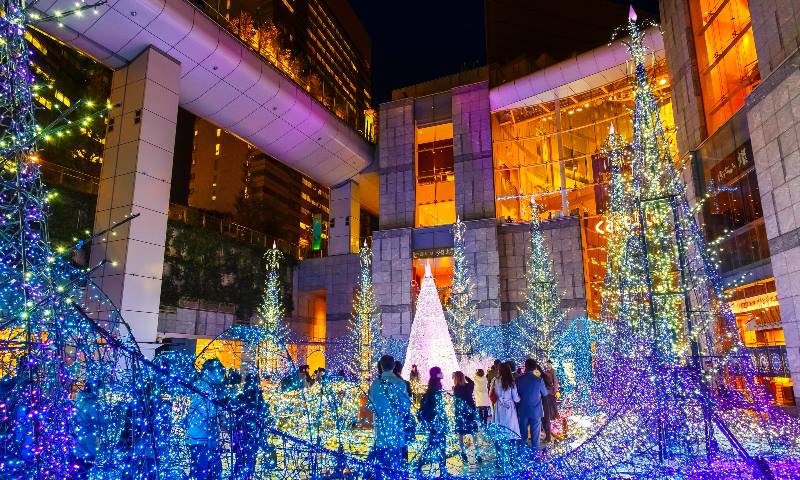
[367,355,414,479]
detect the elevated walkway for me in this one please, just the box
[33,0,373,186]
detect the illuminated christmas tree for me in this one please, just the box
[346,241,381,384]
[446,217,477,358]
[402,262,459,389]
[256,242,289,376]
[513,199,565,361]
[0,1,145,477]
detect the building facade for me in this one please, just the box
[189,118,331,255]
[660,0,798,406]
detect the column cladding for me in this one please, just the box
[452,82,496,221]
[746,50,800,403]
[463,219,501,325]
[372,228,413,340]
[378,98,416,229]
[90,47,180,356]
[498,217,587,324]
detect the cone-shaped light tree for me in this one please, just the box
[402,262,460,389]
[446,217,477,358]
[346,240,382,384]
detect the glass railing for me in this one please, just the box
[190,0,375,143]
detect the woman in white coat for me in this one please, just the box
[492,363,521,438]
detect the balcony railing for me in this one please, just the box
[748,345,789,378]
[40,160,318,259]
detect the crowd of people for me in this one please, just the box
[366,354,560,476]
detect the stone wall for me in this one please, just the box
[372,228,414,339]
[292,253,361,340]
[659,0,707,206]
[378,98,415,229]
[157,304,235,338]
[497,217,587,323]
[747,52,800,402]
[453,82,496,221]
[749,0,800,77]
[463,219,501,325]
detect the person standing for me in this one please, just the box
[416,366,449,476]
[515,359,549,451]
[367,355,414,479]
[452,371,480,464]
[187,359,226,480]
[492,363,521,438]
[473,369,491,425]
[540,361,559,443]
[393,361,413,398]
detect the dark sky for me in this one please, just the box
[348,0,660,106]
[348,0,487,106]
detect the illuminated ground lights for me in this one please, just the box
[1,2,800,479]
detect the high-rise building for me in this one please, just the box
[660,0,799,406]
[186,0,375,256]
[189,117,330,255]
[25,28,111,174]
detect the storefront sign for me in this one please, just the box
[711,141,754,187]
[728,291,779,314]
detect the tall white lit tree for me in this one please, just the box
[446,217,477,358]
[346,241,382,385]
[402,262,460,389]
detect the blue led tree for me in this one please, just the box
[0,2,151,478]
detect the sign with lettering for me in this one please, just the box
[728,291,779,314]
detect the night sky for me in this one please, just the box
[349,0,660,106]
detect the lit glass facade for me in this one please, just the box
[416,123,456,228]
[491,61,674,317]
[689,0,760,134]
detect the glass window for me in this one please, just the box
[491,62,675,318]
[416,123,456,227]
[690,0,760,134]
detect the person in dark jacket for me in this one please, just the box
[452,371,481,464]
[515,359,548,451]
[416,366,448,476]
[393,361,413,398]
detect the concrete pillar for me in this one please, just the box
[452,82,496,221]
[329,180,360,255]
[372,228,413,340]
[90,47,180,356]
[378,98,416,229]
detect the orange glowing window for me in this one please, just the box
[690,0,760,134]
[416,123,456,227]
